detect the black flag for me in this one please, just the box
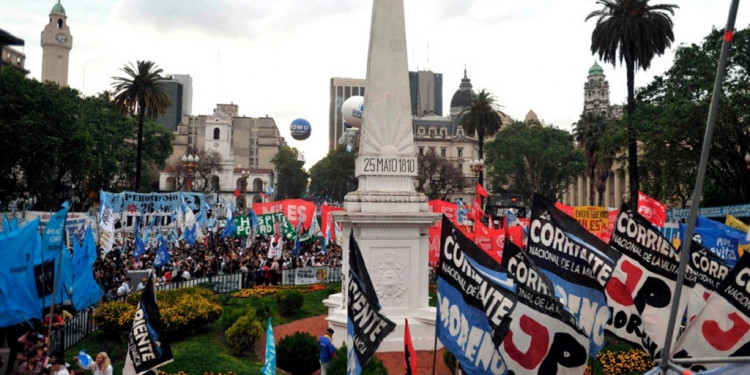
[347,230,396,374]
[123,271,173,375]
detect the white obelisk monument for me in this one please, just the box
[324,0,440,351]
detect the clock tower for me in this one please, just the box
[41,0,72,86]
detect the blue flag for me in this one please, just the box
[220,217,236,239]
[0,218,43,327]
[2,214,11,235]
[9,217,20,231]
[134,219,146,261]
[293,221,302,258]
[261,318,276,375]
[184,224,197,246]
[154,235,171,268]
[42,205,68,253]
[72,228,103,310]
[250,209,258,230]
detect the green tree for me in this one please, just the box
[635,27,750,206]
[271,146,309,199]
[416,151,468,200]
[458,89,503,186]
[485,120,585,202]
[309,144,357,203]
[587,0,679,206]
[112,60,170,192]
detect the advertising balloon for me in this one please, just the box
[290,118,311,141]
[341,96,364,128]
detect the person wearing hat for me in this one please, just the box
[318,328,337,375]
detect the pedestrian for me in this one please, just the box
[318,328,336,375]
[73,352,112,375]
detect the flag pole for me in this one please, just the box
[659,0,741,372]
[431,331,438,375]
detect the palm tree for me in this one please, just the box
[586,0,678,207]
[112,60,170,192]
[574,112,605,205]
[458,89,503,187]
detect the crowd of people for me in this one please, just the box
[1,221,343,374]
[93,230,343,300]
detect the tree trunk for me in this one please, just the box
[135,98,145,192]
[626,59,639,208]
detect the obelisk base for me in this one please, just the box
[323,210,441,351]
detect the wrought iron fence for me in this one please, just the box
[47,267,341,353]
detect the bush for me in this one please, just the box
[275,289,304,316]
[217,303,259,331]
[277,331,320,375]
[92,301,135,336]
[327,344,388,375]
[225,313,264,354]
[443,350,456,373]
[93,287,222,337]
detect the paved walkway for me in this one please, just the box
[256,315,452,375]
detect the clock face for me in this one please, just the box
[55,33,68,44]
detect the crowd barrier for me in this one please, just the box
[47,266,341,353]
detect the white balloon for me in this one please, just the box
[341,96,364,128]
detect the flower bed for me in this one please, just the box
[230,283,327,298]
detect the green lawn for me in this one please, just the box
[65,283,340,375]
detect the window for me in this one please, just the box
[418,147,423,155]
[441,129,447,139]
[57,19,63,28]
[441,148,446,157]
[429,147,436,154]
[457,164,463,172]
[429,128,436,138]
[213,128,220,140]
[211,176,220,191]
[457,148,463,157]
[253,178,263,191]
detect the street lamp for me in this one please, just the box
[469,159,485,184]
[180,152,200,192]
[237,169,250,210]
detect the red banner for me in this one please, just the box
[252,199,315,230]
[321,204,344,240]
[637,191,667,227]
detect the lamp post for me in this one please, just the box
[180,153,200,192]
[469,159,485,185]
[237,169,250,210]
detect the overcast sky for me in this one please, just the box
[2,0,747,168]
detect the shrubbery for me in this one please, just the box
[225,313,264,354]
[274,289,304,315]
[327,344,388,375]
[276,331,320,375]
[93,287,222,337]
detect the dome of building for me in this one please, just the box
[588,61,604,76]
[51,0,65,14]
[450,68,475,110]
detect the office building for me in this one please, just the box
[409,70,442,116]
[329,77,366,151]
[156,77,183,132]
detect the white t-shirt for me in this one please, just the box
[117,282,130,295]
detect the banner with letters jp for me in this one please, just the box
[672,251,750,372]
[526,194,616,355]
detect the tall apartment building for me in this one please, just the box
[409,70,443,116]
[329,77,366,151]
[156,78,183,132]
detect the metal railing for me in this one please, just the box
[47,267,341,353]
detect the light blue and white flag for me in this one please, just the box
[154,234,171,268]
[261,318,276,375]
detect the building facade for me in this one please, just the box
[329,77,366,151]
[159,103,286,206]
[40,1,72,86]
[172,74,193,116]
[561,62,627,208]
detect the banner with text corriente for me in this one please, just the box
[347,231,395,375]
[123,272,173,375]
[527,194,616,355]
[672,251,750,372]
[499,238,590,374]
[437,216,511,375]
[606,205,694,358]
